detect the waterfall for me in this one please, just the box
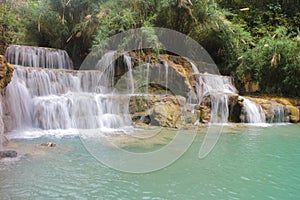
[123,54,135,94]
[195,73,237,123]
[0,97,5,149]
[269,102,286,123]
[3,45,284,135]
[164,61,169,94]
[4,64,132,131]
[191,62,200,74]
[242,98,266,123]
[145,62,150,95]
[5,45,73,70]
[210,94,229,124]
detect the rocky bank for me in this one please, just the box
[0,55,16,158]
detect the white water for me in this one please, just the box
[194,73,237,123]
[164,61,169,94]
[4,64,132,131]
[5,45,73,70]
[123,54,135,94]
[3,45,280,137]
[242,98,266,123]
[0,97,5,149]
[191,62,200,74]
[269,102,286,123]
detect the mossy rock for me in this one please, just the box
[0,55,14,93]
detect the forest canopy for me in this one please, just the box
[0,0,299,96]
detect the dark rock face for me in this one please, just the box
[228,95,243,123]
[0,150,17,159]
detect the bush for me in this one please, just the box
[237,27,300,96]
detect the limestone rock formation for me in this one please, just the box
[0,55,14,147]
[130,95,183,128]
[150,97,182,128]
[247,96,299,123]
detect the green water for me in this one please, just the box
[1,125,300,199]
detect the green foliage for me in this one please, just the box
[23,0,102,68]
[0,0,30,54]
[1,0,299,96]
[217,0,300,38]
[237,27,300,96]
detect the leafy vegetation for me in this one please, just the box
[0,0,299,96]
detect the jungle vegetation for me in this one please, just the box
[0,0,299,96]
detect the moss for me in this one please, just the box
[0,55,14,93]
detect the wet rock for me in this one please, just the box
[150,97,182,128]
[151,104,182,128]
[0,150,17,159]
[286,105,299,123]
[228,94,242,123]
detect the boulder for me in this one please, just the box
[286,105,300,123]
[41,142,56,147]
[151,103,182,128]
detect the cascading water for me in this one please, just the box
[0,97,5,149]
[191,61,268,124]
[3,45,283,135]
[269,102,286,123]
[123,54,135,94]
[191,62,200,74]
[242,98,266,123]
[164,61,169,94]
[4,48,133,132]
[5,45,74,70]
[195,73,237,124]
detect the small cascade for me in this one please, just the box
[146,62,150,94]
[269,102,286,123]
[164,61,169,94]
[210,94,229,124]
[242,98,266,123]
[191,62,200,74]
[194,73,237,123]
[0,97,5,149]
[123,54,135,94]
[5,45,73,70]
[94,51,116,93]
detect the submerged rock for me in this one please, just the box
[41,142,56,147]
[0,150,17,159]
